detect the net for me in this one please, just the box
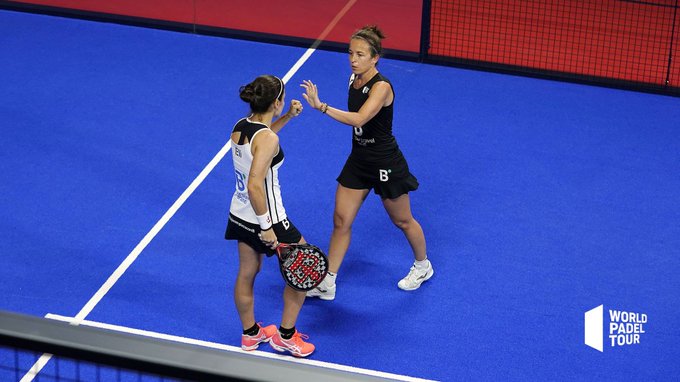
[1,347,182,382]
[427,0,680,94]
[0,310,398,382]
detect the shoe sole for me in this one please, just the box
[307,293,335,301]
[306,289,335,301]
[241,338,270,351]
[270,341,313,358]
[398,268,434,291]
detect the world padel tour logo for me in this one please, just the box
[584,305,648,352]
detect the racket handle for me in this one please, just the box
[275,243,289,256]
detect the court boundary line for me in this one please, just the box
[19,142,232,382]
[44,314,436,382]
[20,1,358,380]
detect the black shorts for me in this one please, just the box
[337,154,419,199]
[225,213,302,256]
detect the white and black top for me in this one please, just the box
[229,117,287,224]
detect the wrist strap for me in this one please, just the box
[256,212,272,230]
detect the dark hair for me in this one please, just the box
[351,25,386,58]
[239,75,284,113]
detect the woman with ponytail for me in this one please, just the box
[301,26,433,300]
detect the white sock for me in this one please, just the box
[326,271,337,285]
[414,258,429,269]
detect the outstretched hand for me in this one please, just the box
[287,99,303,117]
[300,80,322,110]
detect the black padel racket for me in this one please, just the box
[275,243,328,291]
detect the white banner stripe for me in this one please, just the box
[282,0,357,84]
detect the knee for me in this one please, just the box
[237,266,260,283]
[391,217,414,231]
[333,211,353,232]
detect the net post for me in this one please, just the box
[419,0,432,62]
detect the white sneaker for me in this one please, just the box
[398,260,434,291]
[306,277,336,301]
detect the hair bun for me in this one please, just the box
[365,25,385,39]
[238,75,284,114]
[239,84,255,103]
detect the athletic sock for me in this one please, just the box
[414,258,430,270]
[243,323,260,336]
[279,326,296,340]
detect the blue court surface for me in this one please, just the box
[2,9,680,382]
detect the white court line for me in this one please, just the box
[46,314,437,382]
[20,142,232,382]
[22,1,359,381]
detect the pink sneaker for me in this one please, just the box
[241,324,277,350]
[269,330,315,357]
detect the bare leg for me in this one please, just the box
[234,242,263,330]
[280,286,306,328]
[382,193,427,261]
[327,184,370,273]
[280,236,307,328]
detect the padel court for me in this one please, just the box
[1,5,679,382]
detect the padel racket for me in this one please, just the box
[275,243,328,291]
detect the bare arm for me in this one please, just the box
[270,99,303,133]
[248,130,279,246]
[301,79,391,127]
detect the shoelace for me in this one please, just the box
[405,265,428,283]
[291,331,310,345]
